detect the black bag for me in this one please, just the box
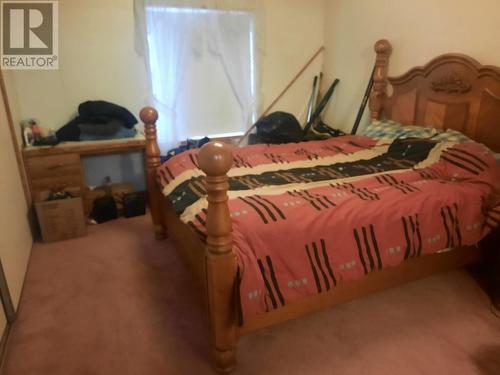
[253,112,303,144]
[91,196,117,223]
[123,192,146,218]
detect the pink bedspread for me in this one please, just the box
[158,136,500,321]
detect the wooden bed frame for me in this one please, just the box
[139,39,500,373]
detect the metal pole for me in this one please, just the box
[351,64,375,135]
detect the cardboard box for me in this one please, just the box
[35,188,87,243]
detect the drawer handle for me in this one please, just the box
[48,163,64,170]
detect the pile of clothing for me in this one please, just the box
[56,100,138,142]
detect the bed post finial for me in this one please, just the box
[140,106,158,125]
[199,141,238,373]
[369,39,392,121]
[140,106,166,240]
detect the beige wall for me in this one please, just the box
[6,0,325,189]
[0,78,32,309]
[260,0,325,121]
[6,0,149,132]
[322,0,500,133]
[10,0,500,135]
[7,0,326,131]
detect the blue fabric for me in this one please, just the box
[361,120,437,140]
[79,126,137,141]
[430,129,472,143]
[162,137,210,161]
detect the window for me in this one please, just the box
[145,6,256,152]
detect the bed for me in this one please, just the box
[139,39,500,373]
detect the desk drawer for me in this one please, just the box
[26,154,81,179]
[30,175,83,191]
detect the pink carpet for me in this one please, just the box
[2,215,499,375]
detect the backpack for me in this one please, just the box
[253,112,303,144]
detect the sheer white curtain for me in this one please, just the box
[208,11,256,127]
[134,0,261,153]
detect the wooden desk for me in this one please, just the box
[22,136,146,203]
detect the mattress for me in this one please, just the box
[158,135,500,320]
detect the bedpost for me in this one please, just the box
[369,39,392,121]
[198,141,238,373]
[140,107,166,240]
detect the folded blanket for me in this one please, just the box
[79,126,136,141]
[78,119,124,136]
[56,101,138,142]
[78,101,137,128]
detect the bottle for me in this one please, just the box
[23,126,34,147]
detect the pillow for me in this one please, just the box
[361,120,438,141]
[430,129,472,144]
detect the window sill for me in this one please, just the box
[190,131,244,145]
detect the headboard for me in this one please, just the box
[368,39,500,152]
